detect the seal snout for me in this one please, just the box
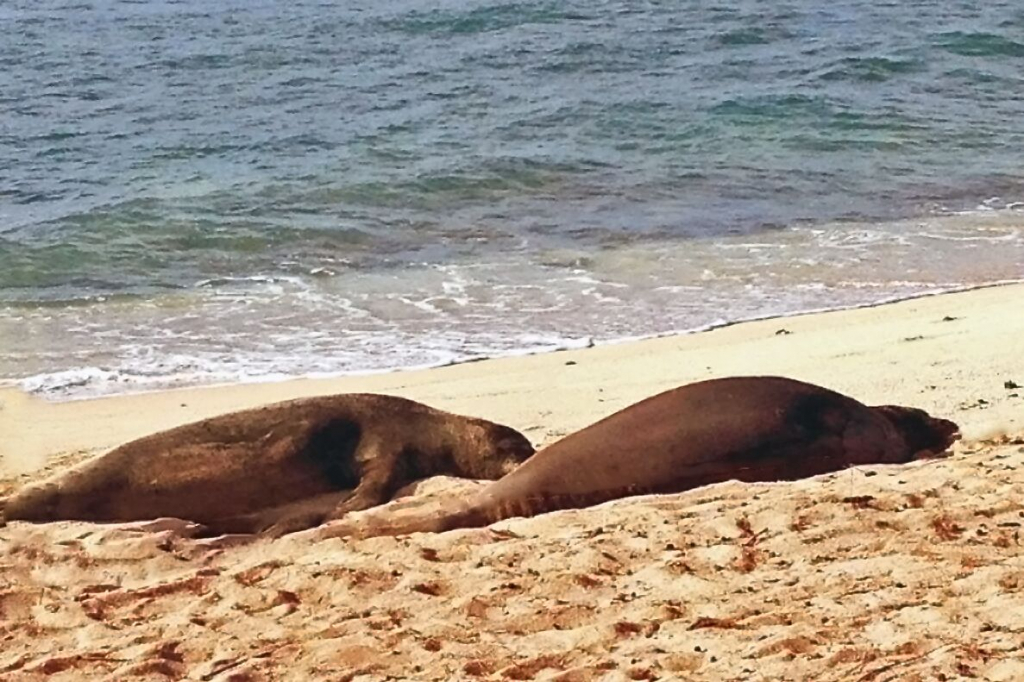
[910,412,961,455]
[932,416,962,447]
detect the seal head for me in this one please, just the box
[871,405,961,458]
[457,421,535,478]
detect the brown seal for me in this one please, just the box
[1,393,534,536]
[315,376,961,540]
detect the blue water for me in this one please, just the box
[2,0,1023,397]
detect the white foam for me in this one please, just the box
[194,275,310,290]
[19,367,126,395]
[5,206,1024,403]
[12,279,1011,402]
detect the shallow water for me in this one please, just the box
[2,0,1023,397]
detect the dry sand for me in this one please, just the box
[1,284,1023,680]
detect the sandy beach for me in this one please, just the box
[2,284,1023,680]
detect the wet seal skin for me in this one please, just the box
[314,376,961,540]
[1,394,535,537]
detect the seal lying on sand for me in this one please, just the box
[313,376,961,540]
[1,394,535,536]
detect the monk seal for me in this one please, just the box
[1,393,534,536]
[313,376,961,539]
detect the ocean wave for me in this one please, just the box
[11,277,1024,402]
[193,275,311,290]
[818,56,921,83]
[933,31,1024,58]
[15,333,600,401]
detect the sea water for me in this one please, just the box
[2,0,1023,398]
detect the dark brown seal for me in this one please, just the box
[1,393,534,536]
[315,376,960,539]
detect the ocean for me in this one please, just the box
[2,0,1023,399]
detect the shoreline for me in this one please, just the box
[3,281,1022,479]
[7,276,1024,404]
[4,205,1023,403]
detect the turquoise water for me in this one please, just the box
[1,0,1023,397]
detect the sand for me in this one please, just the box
[1,283,1023,680]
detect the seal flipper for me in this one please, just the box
[202,490,355,537]
[323,435,407,521]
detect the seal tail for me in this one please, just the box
[337,489,642,539]
[369,502,488,537]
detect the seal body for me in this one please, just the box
[2,394,534,535]
[324,376,960,539]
